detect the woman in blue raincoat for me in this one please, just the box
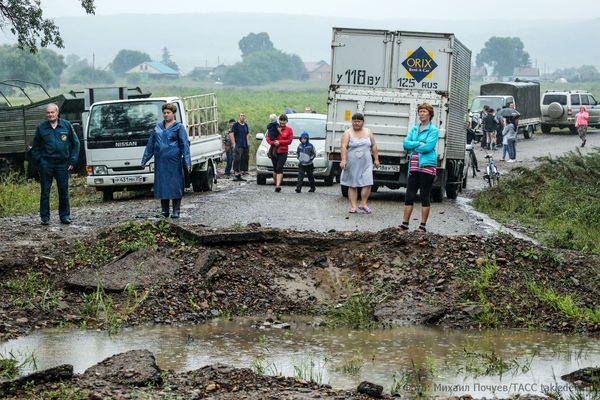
[141,103,191,218]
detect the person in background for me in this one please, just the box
[266,113,281,160]
[31,103,80,225]
[221,118,235,178]
[295,131,316,193]
[466,120,480,172]
[340,113,380,214]
[266,113,293,192]
[398,103,439,233]
[141,102,191,219]
[503,116,518,162]
[575,105,588,147]
[304,106,313,113]
[230,112,250,181]
[495,107,504,148]
[483,107,498,150]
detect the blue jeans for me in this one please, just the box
[507,139,517,160]
[39,159,71,221]
[224,151,233,175]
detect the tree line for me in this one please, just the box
[0,1,596,88]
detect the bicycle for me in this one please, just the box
[466,143,479,178]
[482,150,500,187]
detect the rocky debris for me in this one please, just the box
[0,364,73,396]
[561,367,600,388]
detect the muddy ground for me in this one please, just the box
[0,132,598,399]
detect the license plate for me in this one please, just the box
[284,162,298,168]
[113,176,144,183]
[377,164,400,172]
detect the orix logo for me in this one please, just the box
[401,46,438,83]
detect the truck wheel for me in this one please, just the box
[462,172,468,189]
[323,173,334,186]
[256,175,267,185]
[200,163,215,191]
[191,171,202,192]
[341,185,348,197]
[541,124,551,134]
[446,183,459,200]
[431,171,446,203]
[524,126,533,139]
[102,190,114,201]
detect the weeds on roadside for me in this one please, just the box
[456,347,533,378]
[251,356,281,376]
[472,149,600,255]
[325,277,390,329]
[291,354,328,385]
[0,350,38,379]
[80,274,123,334]
[3,272,61,311]
[463,260,500,327]
[331,349,363,378]
[391,358,436,398]
[527,281,600,323]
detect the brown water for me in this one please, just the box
[2,318,598,397]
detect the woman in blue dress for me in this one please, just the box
[141,103,191,218]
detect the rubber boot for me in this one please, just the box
[159,199,170,218]
[171,199,181,218]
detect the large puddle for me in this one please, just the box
[1,318,598,398]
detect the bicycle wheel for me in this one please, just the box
[469,151,477,177]
[492,173,500,187]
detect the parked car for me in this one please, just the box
[255,113,337,186]
[540,90,600,133]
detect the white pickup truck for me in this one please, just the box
[84,93,221,201]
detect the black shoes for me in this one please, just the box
[60,219,71,225]
[41,219,49,225]
[295,188,301,193]
[233,175,246,181]
[308,187,316,192]
[171,212,180,218]
[275,187,281,193]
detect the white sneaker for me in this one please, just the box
[507,159,515,163]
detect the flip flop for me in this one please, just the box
[358,206,372,214]
[349,208,358,214]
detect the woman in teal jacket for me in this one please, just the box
[398,103,439,233]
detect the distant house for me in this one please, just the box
[126,62,180,80]
[510,67,540,81]
[470,65,487,82]
[303,60,331,81]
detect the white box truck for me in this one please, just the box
[326,28,472,201]
[84,93,221,201]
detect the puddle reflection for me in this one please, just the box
[1,317,598,397]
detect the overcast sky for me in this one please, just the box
[44,0,600,20]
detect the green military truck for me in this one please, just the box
[0,81,150,177]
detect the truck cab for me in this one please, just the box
[84,94,220,201]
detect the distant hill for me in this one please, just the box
[1,13,598,73]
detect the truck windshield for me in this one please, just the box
[88,101,164,139]
[470,97,508,113]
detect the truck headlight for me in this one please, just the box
[92,165,108,175]
[316,149,326,159]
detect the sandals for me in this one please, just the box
[415,223,427,233]
[349,208,358,214]
[397,222,409,231]
[358,206,372,214]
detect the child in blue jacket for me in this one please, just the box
[295,131,316,193]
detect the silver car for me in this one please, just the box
[255,113,336,185]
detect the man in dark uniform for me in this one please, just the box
[31,103,80,225]
[230,112,250,181]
